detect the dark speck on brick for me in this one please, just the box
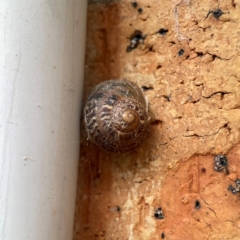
[178,49,184,56]
[158,28,169,36]
[131,2,137,8]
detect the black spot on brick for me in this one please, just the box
[158,28,169,36]
[206,8,224,19]
[126,30,145,52]
[131,1,137,8]
[195,200,201,209]
[126,46,132,52]
[213,9,224,19]
[196,52,204,57]
[214,154,228,173]
[154,207,164,219]
[141,86,153,91]
[178,49,184,56]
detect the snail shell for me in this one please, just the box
[83,79,150,153]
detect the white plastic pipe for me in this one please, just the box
[0,1,87,239]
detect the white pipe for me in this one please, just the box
[0,1,87,239]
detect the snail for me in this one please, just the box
[83,79,150,153]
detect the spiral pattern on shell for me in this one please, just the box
[83,79,150,153]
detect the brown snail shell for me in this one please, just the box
[83,79,150,153]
